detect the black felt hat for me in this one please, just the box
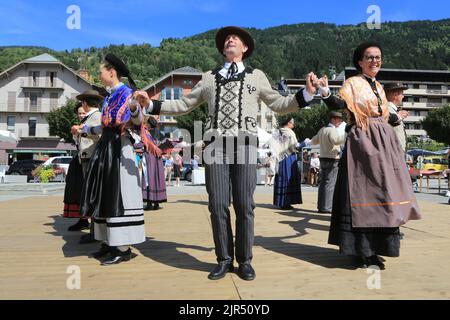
[104,53,137,90]
[215,26,254,59]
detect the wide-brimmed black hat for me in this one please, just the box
[328,111,343,119]
[215,26,254,59]
[76,89,104,102]
[383,82,408,92]
[104,53,137,90]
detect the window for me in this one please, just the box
[32,71,39,86]
[28,117,37,136]
[7,116,15,131]
[50,92,58,109]
[413,110,420,116]
[413,97,420,103]
[30,93,38,106]
[161,87,172,100]
[183,80,193,86]
[413,84,420,89]
[50,72,57,87]
[428,97,442,104]
[427,84,441,91]
[173,87,183,100]
[414,124,421,130]
[60,158,72,164]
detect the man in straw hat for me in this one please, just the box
[64,90,103,235]
[383,82,409,153]
[310,111,346,213]
[136,26,317,280]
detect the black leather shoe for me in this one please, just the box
[144,203,153,211]
[153,203,160,210]
[68,219,89,231]
[352,256,369,269]
[79,233,97,244]
[318,209,332,214]
[91,243,111,259]
[368,255,386,270]
[280,205,294,210]
[208,263,234,280]
[101,248,135,266]
[237,263,256,281]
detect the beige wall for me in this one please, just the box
[0,63,92,138]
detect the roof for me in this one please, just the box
[143,66,202,90]
[0,53,94,86]
[24,53,59,63]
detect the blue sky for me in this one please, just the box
[0,0,448,50]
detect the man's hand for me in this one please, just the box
[398,110,409,120]
[134,90,151,108]
[305,72,317,96]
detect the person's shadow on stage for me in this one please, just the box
[175,199,209,206]
[134,237,215,272]
[44,215,97,258]
[254,209,356,270]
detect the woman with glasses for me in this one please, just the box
[314,42,421,270]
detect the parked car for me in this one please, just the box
[422,156,449,171]
[6,159,45,181]
[43,156,73,175]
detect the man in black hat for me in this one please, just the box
[310,111,346,213]
[384,82,409,153]
[137,26,316,281]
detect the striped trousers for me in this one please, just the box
[205,143,257,265]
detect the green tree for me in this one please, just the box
[46,99,79,143]
[174,103,209,140]
[421,105,450,145]
[276,104,330,141]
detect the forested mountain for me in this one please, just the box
[1,19,449,87]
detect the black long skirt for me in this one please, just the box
[63,156,84,218]
[80,127,124,218]
[328,148,401,258]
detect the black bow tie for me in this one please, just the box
[227,62,238,78]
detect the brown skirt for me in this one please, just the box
[346,117,421,228]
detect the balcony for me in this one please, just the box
[20,79,64,91]
[426,89,448,94]
[21,84,64,92]
[403,116,424,123]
